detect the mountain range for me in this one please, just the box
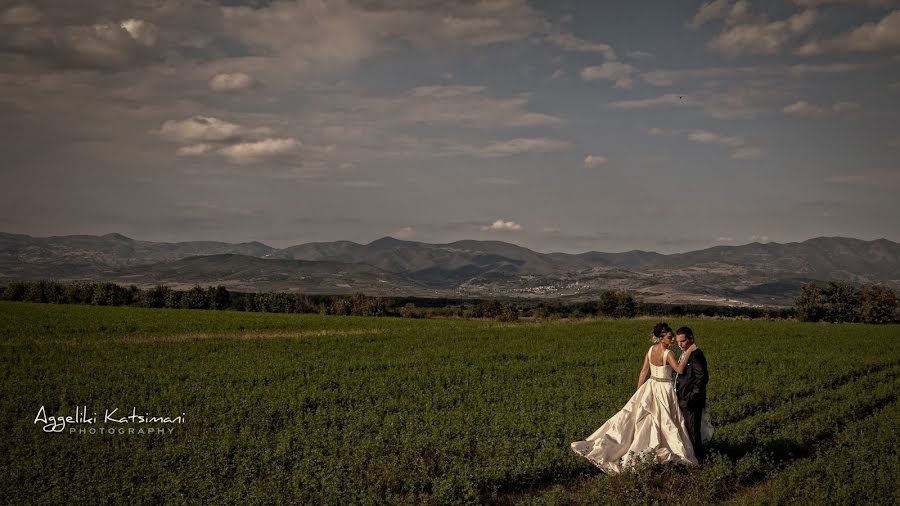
[1,232,898,306]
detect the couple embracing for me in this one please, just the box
[571,323,713,474]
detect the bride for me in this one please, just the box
[571,323,700,474]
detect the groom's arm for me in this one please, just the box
[680,351,708,409]
[685,351,708,409]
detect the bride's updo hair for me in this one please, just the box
[650,322,672,343]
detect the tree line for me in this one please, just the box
[3,279,895,323]
[792,281,898,324]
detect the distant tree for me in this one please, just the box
[180,285,210,310]
[207,286,230,311]
[616,291,639,318]
[794,283,825,322]
[822,281,860,323]
[598,290,619,317]
[92,282,129,306]
[400,302,417,318]
[2,281,27,301]
[483,299,503,319]
[497,303,519,322]
[860,285,897,324]
[141,285,171,308]
[164,289,182,309]
[332,297,352,316]
[64,282,96,304]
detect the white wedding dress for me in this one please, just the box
[571,347,700,474]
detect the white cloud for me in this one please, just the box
[322,85,564,129]
[545,33,616,59]
[339,180,384,188]
[750,235,770,242]
[796,10,900,55]
[832,101,861,113]
[475,177,521,185]
[463,138,571,158]
[583,155,608,168]
[783,100,827,116]
[176,144,214,157]
[609,94,692,109]
[627,50,654,59]
[783,100,860,116]
[716,236,735,242]
[827,170,900,186]
[120,19,158,47]
[481,219,523,232]
[683,129,765,159]
[581,62,637,88]
[731,146,766,159]
[392,226,416,239]
[688,130,744,146]
[793,0,898,6]
[709,9,817,57]
[159,116,244,143]
[209,72,257,92]
[1,5,42,25]
[686,0,729,29]
[219,138,301,164]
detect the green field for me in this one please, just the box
[1,302,899,505]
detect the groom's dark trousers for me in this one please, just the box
[676,349,708,461]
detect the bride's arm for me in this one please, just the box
[637,353,650,389]
[666,344,697,374]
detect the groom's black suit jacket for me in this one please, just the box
[675,349,708,412]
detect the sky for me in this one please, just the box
[1,0,899,253]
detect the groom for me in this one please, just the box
[674,326,709,461]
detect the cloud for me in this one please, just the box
[783,100,861,116]
[707,9,817,57]
[583,155,608,168]
[788,62,867,76]
[392,226,416,239]
[219,138,301,164]
[716,236,735,242]
[796,10,900,54]
[469,138,571,157]
[0,18,162,70]
[545,33,616,59]
[176,144,214,157]
[731,146,766,159]
[609,94,693,109]
[339,180,384,188]
[827,170,900,186]
[749,235,770,242]
[688,130,744,147]
[832,101,861,113]
[475,177,521,185]
[481,219,523,232]
[783,100,827,116]
[209,72,257,92]
[792,0,898,6]
[159,116,245,143]
[318,85,564,130]
[627,50,654,59]
[580,62,637,88]
[686,0,758,30]
[684,129,765,159]
[119,19,157,47]
[2,5,42,25]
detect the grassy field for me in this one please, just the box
[1,301,899,505]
